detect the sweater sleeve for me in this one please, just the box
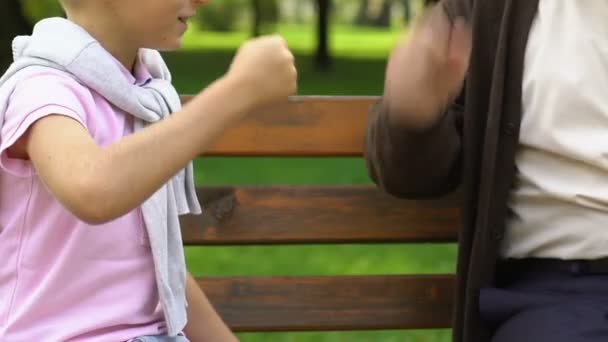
[364,91,464,198]
[363,0,471,198]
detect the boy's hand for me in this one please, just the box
[226,35,298,110]
[384,5,471,130]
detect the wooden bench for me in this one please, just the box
[179,96,460,333]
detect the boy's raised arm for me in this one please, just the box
[12,36,297,224]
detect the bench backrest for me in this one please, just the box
[179,96,460,332]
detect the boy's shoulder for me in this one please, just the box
[14,66,90,91]
[3,66,95,129]
[9,66,95,107]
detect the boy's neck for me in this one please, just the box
[66,14,138,73]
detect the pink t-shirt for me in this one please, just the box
[0,58,166,341]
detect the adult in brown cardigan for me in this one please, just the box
[365,0,608,341]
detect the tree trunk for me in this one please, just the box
[355,0,392,28]
[294,0,305,24]
[372,0,392,27]
[0,0,32,72]
[403,0,411,24]
[354,0,369,26]
[251,0,262,37]
[315,0,331,71]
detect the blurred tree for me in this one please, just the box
[355,0,392,28]
[251,0,279,37]
[293,0,307,24]
[403,0,412,23]
[354,0,369,26]
[196,0,245,32]
[251,0,262,36]
[1,0,31,72]
[374,0,392,27]
[21,0,64,23]
[315,0,331,70]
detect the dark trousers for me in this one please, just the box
[479,259,608,342]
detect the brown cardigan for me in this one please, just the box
[364,1,540,341]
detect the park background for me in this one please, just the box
[1,1,455,340]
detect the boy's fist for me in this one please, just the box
[227,35,298,109]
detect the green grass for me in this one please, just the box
[167,24,455,342]
[182,23,404,59]
[164,49,389,96]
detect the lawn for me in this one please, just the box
[166,23,455,342]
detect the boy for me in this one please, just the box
[0,0,297,341]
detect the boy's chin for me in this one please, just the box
[153,39,184,52]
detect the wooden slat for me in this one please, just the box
[181,186,460,245]
[181,96,379,156]
[199,275,455,332]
